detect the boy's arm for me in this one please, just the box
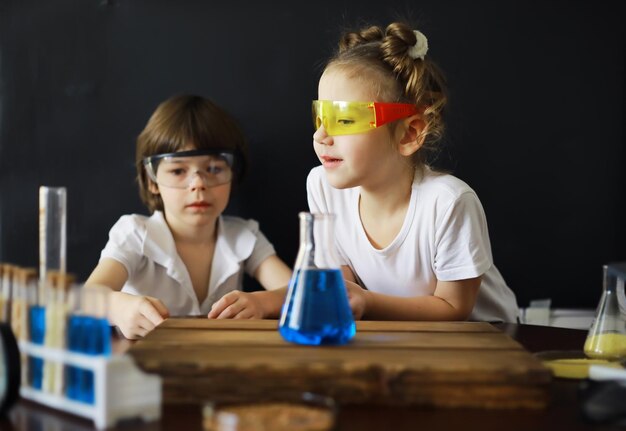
[247,254,291,317]
[86,258,169,339]
[208,288,288,320]
[253,255,292,290]
[208,255,292,319]
[347,277,481,321]
[85,257,129,291]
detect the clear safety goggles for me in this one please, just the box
[312,100,418,136]
[143,149,235,189]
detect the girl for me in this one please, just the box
[87,94,292,339]
[308,22,519,322]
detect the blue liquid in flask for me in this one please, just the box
[279,268,355,345]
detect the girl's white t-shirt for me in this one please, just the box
[306,165,519,322]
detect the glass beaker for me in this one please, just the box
[584,264,626,359]
[279,212,356,346]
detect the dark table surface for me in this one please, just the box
[2,323,624,431]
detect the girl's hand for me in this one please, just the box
[345,280,368,320]
[208,291,265,319]
[109,291,169,339]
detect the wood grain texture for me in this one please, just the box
[128,319,551,409]
[159,318,500,332]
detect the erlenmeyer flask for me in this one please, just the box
[279,212,356,345]
[584,264,626,359]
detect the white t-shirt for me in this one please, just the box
[307,165,519,322]
[99,211,276,316]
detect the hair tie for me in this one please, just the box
[408,30,429,60]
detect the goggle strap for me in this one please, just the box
[373,103,419,127]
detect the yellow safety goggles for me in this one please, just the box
[312,100,418,136]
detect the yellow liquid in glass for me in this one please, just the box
[584,332,626,359]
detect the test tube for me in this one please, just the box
[28,272,57,390]
[11,267,36,341]
[33,186,66,390]
[43,272,75,395]
[0,264,12,322]
[66,284,111,404]
[12,267,37,386]
[39,186,67,283]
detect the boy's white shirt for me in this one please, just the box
[306,165,519,322]
[99,211,276,316]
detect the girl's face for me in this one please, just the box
[149,147,231,231]
[314,68,404,190]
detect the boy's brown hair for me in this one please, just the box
[135,94,248,212]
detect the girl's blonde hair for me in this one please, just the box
[326,22,448,167]
[135,94,248,212]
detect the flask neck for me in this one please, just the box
[598,265,625,314]
[295,212,339,270]
[300,213,316,267]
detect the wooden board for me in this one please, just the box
[128,319,551,409]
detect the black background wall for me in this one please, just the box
[0,0,624,309]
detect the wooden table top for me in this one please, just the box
[3,322,625,431]
[128,319,551,409]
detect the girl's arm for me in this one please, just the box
[346,276,481,321]
[86,258,169,339]
[208,255,292,319]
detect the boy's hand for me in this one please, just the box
[208,291,265,319]
[109,291,169,339]
[345,280,368,320]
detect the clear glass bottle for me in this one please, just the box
[279,212,356,345]
[584,264,626,359]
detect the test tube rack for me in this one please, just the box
[18,341,162,429]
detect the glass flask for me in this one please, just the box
[584,263,626,359]
[279,212,356,345]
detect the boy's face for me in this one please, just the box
[147,148,232,230]
[314,69,403,190]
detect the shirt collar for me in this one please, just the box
[141,212,257,297]
[142,211,177,270]
[209,216,257,293]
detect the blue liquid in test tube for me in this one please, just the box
[28,305,46,389]
[66,287,111,404]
